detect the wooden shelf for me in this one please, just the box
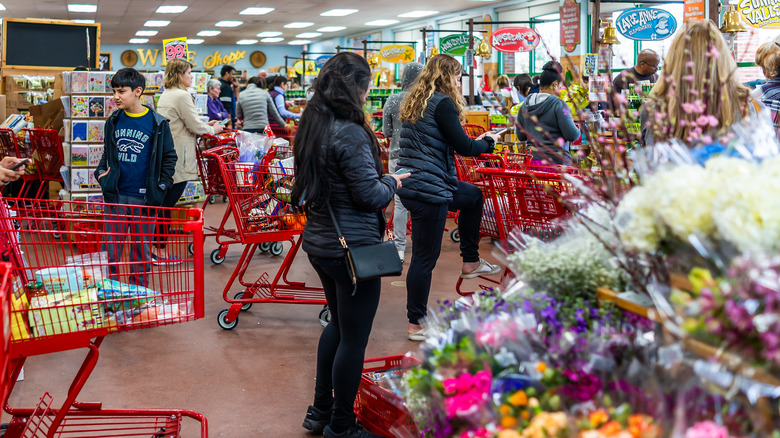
[595,287,660,322]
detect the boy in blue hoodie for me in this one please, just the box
[96,68,177,287]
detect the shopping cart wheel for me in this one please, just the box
[270,241,284,256]
[210,248,225,265]
[188,243,195,255]
[223,196,228,202]
[319,306,330,328]
[234,291,253,311]
[208,195,216,204]
[217,309,238,330]
[259,242,271,253]
[450,229,460,242]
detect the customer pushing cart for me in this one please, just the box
[0,197,208,437]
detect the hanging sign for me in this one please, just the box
[379,45,416,63]
[684,0,706,22]
[426,25,435,51]
[314,55,331,68]
[163,37,188,62]
[615,8,677,41]
[738,0,780,28]
[490,27,541,53]
[583,53,599,76]
[440,34,482,56]
[560,0,581,52]
[293,60,317,75]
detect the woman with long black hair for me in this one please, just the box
[292,52,408,438]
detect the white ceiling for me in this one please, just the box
[0,0,502,45]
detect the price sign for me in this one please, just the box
[465,49,474,67]
[163,37,189,62]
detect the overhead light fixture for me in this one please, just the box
[320,9,358,16]
[136,30,158,36]
[365,19,399,26]
[237,39,258,45]
[67,4,97,13]
[288,40,312,45]
[129,38,149,44]
[197,30,221,36]
[0,3,6,11]
[398,10,438,18]
[240,7,274,15]
[187,38,204,44]
[317,26,346,32]
[72,19,94,23]
[260,37,285,42]
[215,20,243,27]
[296,32,322,38]
[144,20,170,27]
[257,31,282,37]
[284,22,314,28]
[156,5,187,13]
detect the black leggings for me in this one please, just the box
[157,181,188,249]
[309,255,381,434]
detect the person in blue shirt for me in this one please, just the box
[267,75,300,130]
[96,67,177,287]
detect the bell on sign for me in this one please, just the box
[490,27,541,53]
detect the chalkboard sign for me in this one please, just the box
[3,18,100,69]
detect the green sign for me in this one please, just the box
[440,34,481,56]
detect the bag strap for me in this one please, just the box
[326,200,349,250]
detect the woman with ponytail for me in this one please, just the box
[292,52,407,438]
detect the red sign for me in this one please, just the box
[560,0,581,53]
[684,0,705,22]
[490,27,541,53]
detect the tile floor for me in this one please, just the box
[6,201,502,437]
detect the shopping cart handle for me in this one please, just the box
[72,400,103,410]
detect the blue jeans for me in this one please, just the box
[388,159,408,254]
[103,194,154,287]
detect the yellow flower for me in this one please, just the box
[498,430,522,438]
[509,390,528,407]
[501,415,518,429]
[520,410,530,421]
[499,404,512,416]
[536,362,547,373]
[589,409,609,428]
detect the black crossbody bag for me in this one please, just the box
[325,201,402,295]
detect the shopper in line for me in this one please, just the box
[514,61,580,164]
[496,74,515,110]
[513,73,533,105]
[613,49,660,95]
[236,76,286,134]
[96,67,177,286]
[382,62,423,262]
[641,20,761,146]
[206,79,230,123]
[156,59,223,263]
[397,54,501,341]
[218,65,239,124]
[268,75,301,130]
[753,41,780,137]
[257,69,268,80]
[292,52,407,438]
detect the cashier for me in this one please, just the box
[206,79,230,123]
[613,49,660,95]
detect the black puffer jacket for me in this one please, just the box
[302,120,397,259]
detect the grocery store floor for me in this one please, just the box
[6,201,503,437]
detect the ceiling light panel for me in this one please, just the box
[317,26,346,32]
[0,3,6,11]
[398,10,439,18]
[215,20,243,27]
[187,38,204,44]
[237,39,258,45]
[72,19,94,23]
[197,30,221,36]
[284,22,314,28]
[144,20,170,27]
[240,7,274,15]
[129,38,148,44]
[296,32,321,38]
[365,19,399,26]
[67,4,96,13]
[260,37,284,42]
[257,31,282,37]
[320,9,358,16]
[288,40,312,45]
[136,30,158,36]
[156,5,187,13]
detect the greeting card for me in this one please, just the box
[88,72,105,93]
[71,121,88,142]
[141,95,155,108]
[71,71,88,93]
[88,146,103,167]
[88,121,104,142]
[105,98,118,116]
[88,97,105,118]
[105,73,114,93]
[71,146,88,166]
[71,96,89,118]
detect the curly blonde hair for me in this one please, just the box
[756,41,780,80]
[163,58,192,89]
[400,54,464,124]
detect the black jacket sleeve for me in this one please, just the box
[96,119,110,179]
[158,120,177,191]
[334,125,397,212]
[435,97,494,157]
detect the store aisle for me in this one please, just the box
[6,201,501,437]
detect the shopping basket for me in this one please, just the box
[196,144,242,265]
[214,144,326,331]
[355,355,420,438]
[0,197,208,437]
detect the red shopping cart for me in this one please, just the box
[355,355,420,438]
[24,129,64,199]
[0,129,39,199]
[197,132,236,207]
[214,144,326,331]
[0,262,12,407]
[0,197,208,437]
[462,123,487,139]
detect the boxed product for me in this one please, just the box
[28,288,103,337]
[66,251,109,288]
[35,266,84,294]
[9,276,30,340]
[97,278,160,313]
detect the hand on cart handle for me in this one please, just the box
[390,172,410,188]
[0,156,26,183]
[98,167,110,180]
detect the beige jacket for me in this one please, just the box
[156,87,215,184]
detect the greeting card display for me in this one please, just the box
[88,97,105,118]
[71,121,88,142]
[105,98,117,116]
[71,71,88,93]
[71,146,88,166]
[194,94,208,114]
[88,121,104,142]
[88,72,105,93]
[71,96,89,118]
[141,95,155,109]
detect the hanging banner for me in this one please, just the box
[560,0,581,52]
[490,27,541,53]
[684,0,706,22]
[379,45,416,63]
[163,37,188,62]
[738,0,780,28]
[293,60,317,75]
[440,34,482,56]
[314,55,331,68]
[615,8,677,41]
[583,53,599,76]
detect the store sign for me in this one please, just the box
[379,45,416,63]
[560,0,581,52]
[137,48,197,67]
[738,0,780,28]
[440,34,482,56]
[163,37,188,62]
[583,53,598,76]
[684,0,706,22]
[203,50,246,70]
[294,60,317,75]
[615,7,677,41]
[490,27,541,53]
[314,55,331,68]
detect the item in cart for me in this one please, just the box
[133,302,183,323]
[88,72,105,93]
[35,267,85,294]
[235,162,258,185]
[272,176,294,203]
[72,121,88,142]
[88,96,105,118]
[9,278,31,340]
[71,96,89,118]
[66,251,109,288]
[97,278,160,312]
[28,288,104,337]
[246,208,279,233]
[281,213,306,231]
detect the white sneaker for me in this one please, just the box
[460,258,502,279]
[397,250,405,263]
